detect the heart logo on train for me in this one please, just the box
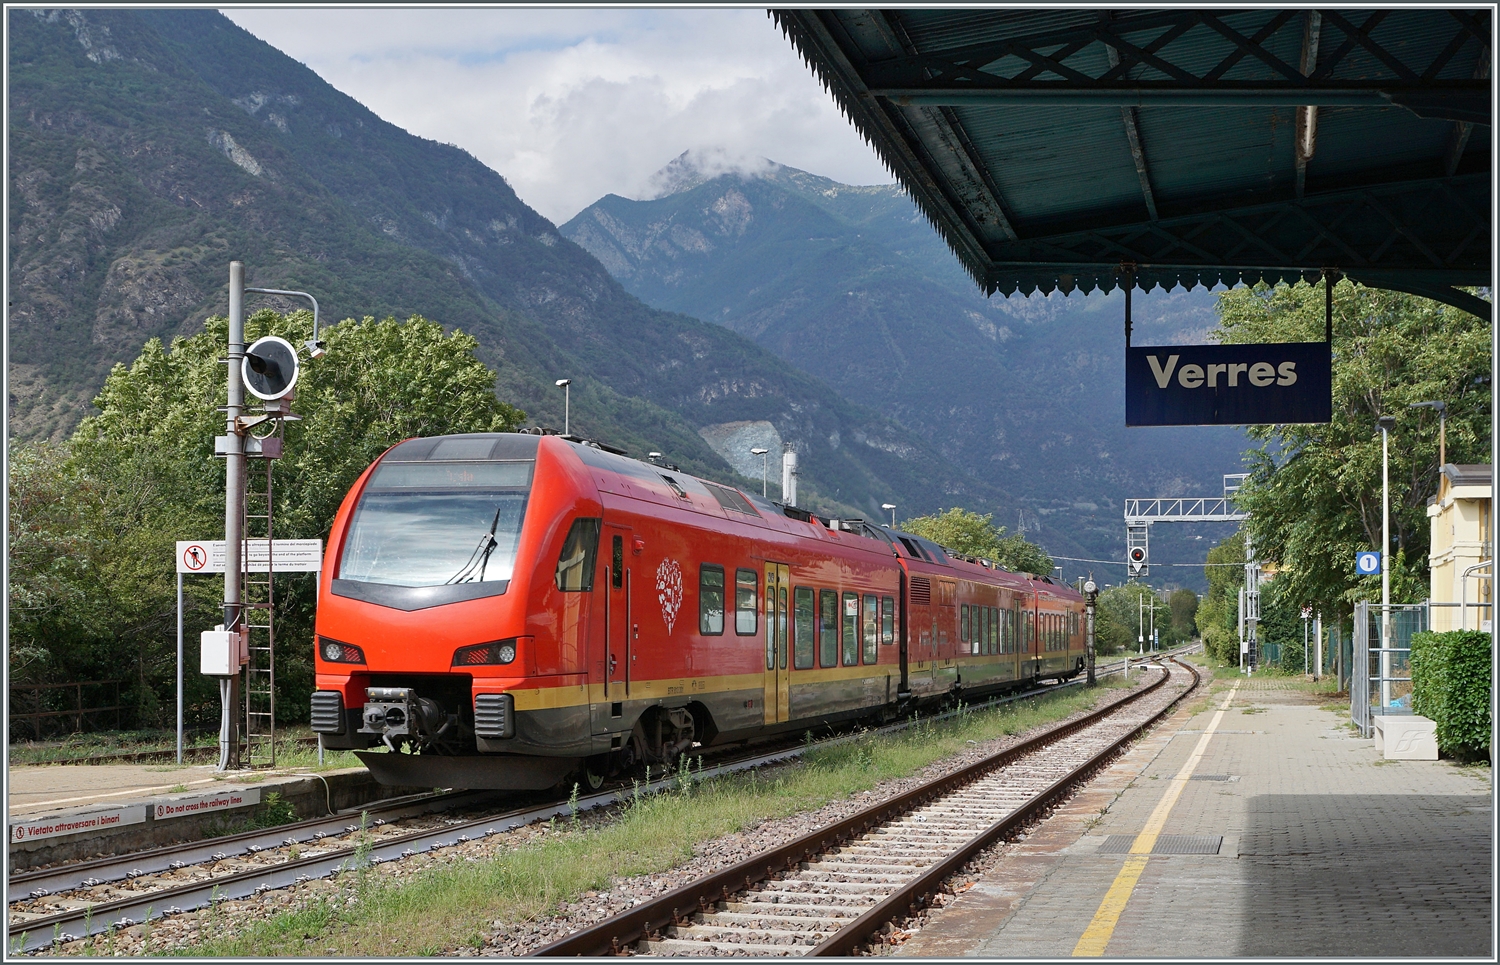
[656,559,684,634]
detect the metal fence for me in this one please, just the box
[1350,601,1430,738]
[8,680,122,741]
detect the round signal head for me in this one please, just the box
[242,335,299,400]
[1129,547,1146,563]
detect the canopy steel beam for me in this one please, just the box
[1125,497,1248,524]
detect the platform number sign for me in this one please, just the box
[1355,551,1381,576]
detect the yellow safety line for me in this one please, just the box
[1072,681,1239,957]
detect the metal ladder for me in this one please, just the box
[241,435,278,767]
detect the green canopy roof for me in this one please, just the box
[774,8,1491,317]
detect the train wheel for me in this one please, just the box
[582,756,608,791]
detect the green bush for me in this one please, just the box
[1410,630,1491,759]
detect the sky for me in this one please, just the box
[223,8,895,225]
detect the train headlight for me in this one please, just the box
[453,639,518,666]
[320,637,366,664]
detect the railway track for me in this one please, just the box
[7,653,1191,954]
[532,657,1199,957]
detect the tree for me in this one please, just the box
[16,310,526,730]
[1198,532,1245,664]
[899,507,1054,575]
[1214,281,1489,618]
[1169,588,1199,641]
[1093,584,1170,655]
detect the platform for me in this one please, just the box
[5,760,419,870]
[900,671,1493,959]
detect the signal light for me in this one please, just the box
[1129,548,1146,564]
[453,639,518,667]
[242,335,300,401]
[320,637,365,664]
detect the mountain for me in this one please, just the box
[7,9,1053,538]
[562,153,1253,572]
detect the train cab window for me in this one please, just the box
[842,592,859,666]
[735,568,757,635]
[699,565,725,635]
[881,597,895,645]
[819,590,839,667]
[612,536,623,589]
[554,518,601,591]
[793,587,815,669]
[862,595,879,664]
[960,605,970,645]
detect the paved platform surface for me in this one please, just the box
[7,763,252,817]
[900,671,1493,959]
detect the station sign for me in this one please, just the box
[176,539,323,574]
[1126,342,1332,426]
[11,805,147,844]
[1355,551,1381,576]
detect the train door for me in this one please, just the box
[763,562,790,724]
[593,525,633,732]
[897,568,910,697]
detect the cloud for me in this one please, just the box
[223,9,893,224]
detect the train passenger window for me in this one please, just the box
[819,590,839,668]
[842,592,859,666]
[960,605,969,644]
[699,565,725,635]
[982,607,991,655]
[735,569,757,635]
[862,595,878,664]
[554,517,601,591]
[881,597,895,645]
[779,583,789,670]
[793,587,815,669]
[765,574,777,671]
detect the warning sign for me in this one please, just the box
[175,540,323,574]
[11,806,146,844]
[153,787,262,820]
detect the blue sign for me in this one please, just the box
[1126,342,1332,426]
[1355,551,1381,576]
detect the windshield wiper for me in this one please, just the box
[445,506,503,585]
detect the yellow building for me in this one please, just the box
[1427,464,1491,631]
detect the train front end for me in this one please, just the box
[310,432,598,789]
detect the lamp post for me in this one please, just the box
[555,379,572,435]
[882,503,897,527]
[1083,578,1098,687]
[751,447,769,496]
[1377,414,1396,710]
[1138,590,1145,655]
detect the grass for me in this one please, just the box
[179,677,1137,957]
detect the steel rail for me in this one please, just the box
[810,658,1201,955]
[7,789,489,903]
[9,653,1196,952]
[530,662,1183,956]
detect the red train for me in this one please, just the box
[310,432,1087,789]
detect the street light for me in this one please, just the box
[750,448,769,496]
[1377,413,1396,710]
[1409,400,1447,467]
[881,503,897,527]
[554,379,571,435]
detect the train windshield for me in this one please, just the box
[338,460,533,587]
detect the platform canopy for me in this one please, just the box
[774,8,1492,318]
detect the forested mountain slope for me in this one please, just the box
[563,154,1252,563]
[8,9,1047,536]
